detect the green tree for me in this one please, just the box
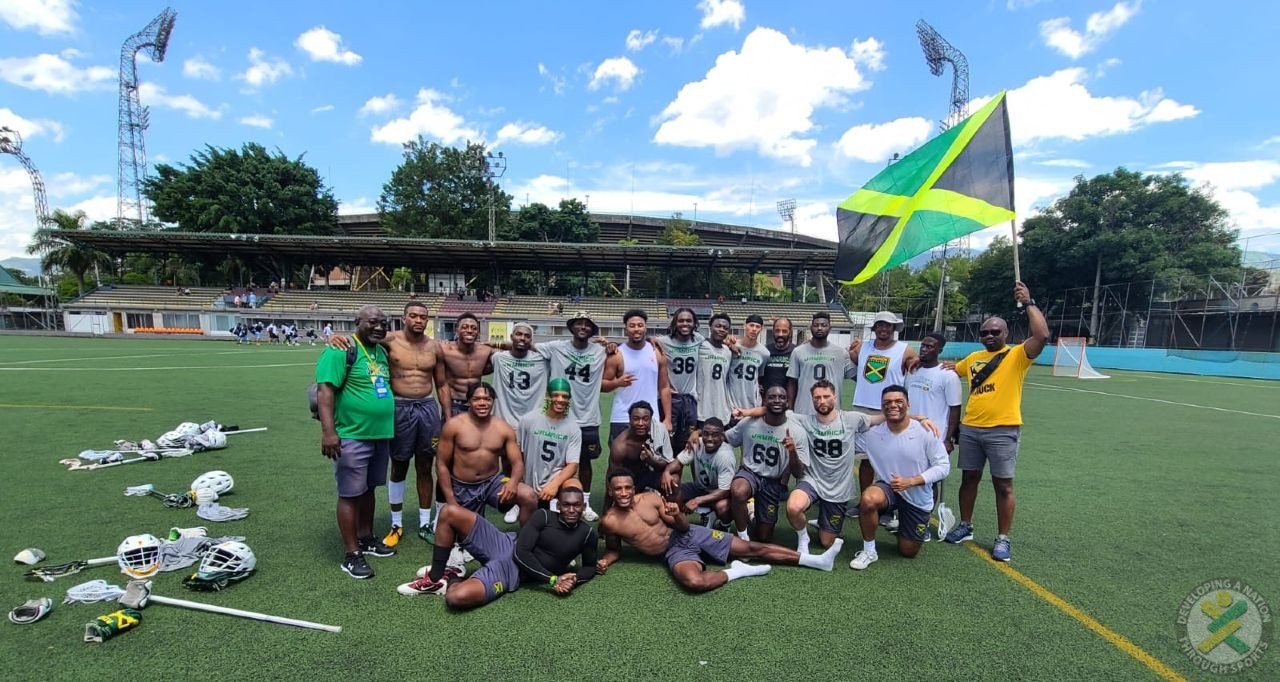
[378,138,512,239]
[962,237,1016,313]
[500,199,598,243]
[144,143,338,235]
[25,209,114,297]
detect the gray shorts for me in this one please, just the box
[871,482,931,542]
[392,397,442,462]
[450,399,469,418]
[958,425,1021,478]
[794,480,848,535]
[460,515,520,603]
[665,525,732,571]
[453,472,508,514]
[732,467,786,525]
[849,405,878,461]
[335,439,390,498]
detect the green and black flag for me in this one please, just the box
[834,92,1015,284]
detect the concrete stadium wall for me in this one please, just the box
[940,342,1280,380]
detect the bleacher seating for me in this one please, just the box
[66,286,225,310]
[437,299,496,316]
[716,300,849,324]
[261,290,443,314]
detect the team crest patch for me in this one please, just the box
[710,530,724,540]
[864,355,890,383]
[830,514,843,527]
[916,524,927,536]
[492,581,504,595]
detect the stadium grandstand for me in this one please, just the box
[49,213,853,340]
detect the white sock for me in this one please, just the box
[432,502,442,530]
[737,529,750,541]
[420,508,432,529]
[796,527,810,553]
[863,539,877,555]
[722,560,771,581]
[583,492,592,508]
[388,480,406,506]
[798,539,843,571]
[390,510,403,528]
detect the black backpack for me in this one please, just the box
[308,347,357,420]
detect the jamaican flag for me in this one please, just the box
[834,92,1015,284]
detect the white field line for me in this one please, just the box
[1094,369,1278,389]
[1026,382,1280,420]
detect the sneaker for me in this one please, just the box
[503,506,520,524]
[341,552,373,579]
[746,498,756,523]
[415,563,467,581]
[581,506,599,522]
[397,574,449,596]
[382,525,404,548]
[880,512,899,532]
[359,536,397,558]
[944,521,974,544]
[417,525,435,545]
[845,504,860,518]
[992,536,1012,562]
[807,519,819,528]
[849,550,879,570]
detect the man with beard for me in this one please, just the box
[695,313,734,427]
[515,379,581,511]
[655,308,704,453]
[607,401,675,495]
[787,312,853,416]
[397,487,597,605]
[596,470,843,592]
[492,322,550,429]
[439,313,500,420]
[725,384,809,543]
[315,305,397,579]
[436,383,536,524]
[727,314,770,419]
[604,309,672,443]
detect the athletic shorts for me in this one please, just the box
[849,405,878,461]
[958,425,1021,478]
[665,525,732,571]
[626,464,663,494]
[453,472,508,514]
[870,482,931,543]
[732,467,786,526]
[794,480,849,535]
[450,399,470,418]
[608,422,628,445]
[668,394,698,452]
[460,515,520,603]
[679,482,715,505]
[391,397,442,462]
[334,438,390,498]
[580,426,601,461]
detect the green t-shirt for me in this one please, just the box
[315,343,393,440]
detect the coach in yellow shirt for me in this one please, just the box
[942,282,1049,563]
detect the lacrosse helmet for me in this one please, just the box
[184,541,256,591]
[116,534,163,578]
[156,430,188,448]
[189,429,227,452]
[175,422,203,437]
[191,470,234,496]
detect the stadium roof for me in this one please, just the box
[51,229,837,273]
[0,265,53,297]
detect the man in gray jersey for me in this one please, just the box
[656,307,704,453]
[661,418,736,527]
[696,313,734,427]
[849,385,950,570]
[492,322,549,428]
[726,384,808,543]
[786,312,853,416]
[515,378,581,512]
[728,314,770,419]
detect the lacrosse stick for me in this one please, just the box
[65,580,126,604]
[224,427,267,436]
[63,449,192,471]
[25,556,116,582]
[120,580,341,634]
[124,484,218,509]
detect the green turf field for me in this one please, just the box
[0,336,1276,681]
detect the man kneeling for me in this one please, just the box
[597,470,842,592]
[398,486,597,607]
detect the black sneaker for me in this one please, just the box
[359,536,397,557]
[341,552,373,579]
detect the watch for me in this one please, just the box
[1025,299,1038,307]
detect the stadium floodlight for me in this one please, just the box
[118,7,177,228]
[0,126,50,228]
[916,20,969,131]
[482,151,507,242]
[777,199,796,235]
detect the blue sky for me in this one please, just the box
[2,0,1279,262]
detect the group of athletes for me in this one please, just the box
[313,281,1049,608]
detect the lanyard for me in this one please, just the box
[352,336,382,377]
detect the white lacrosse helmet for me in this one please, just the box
[189,429,227,452]
[157,430,188,449]
[191,470,234,496]
[116,534,163,578]
[197,541,256,578]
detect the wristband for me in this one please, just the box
[549,575,557,587]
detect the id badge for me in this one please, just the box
[373,375,390,399]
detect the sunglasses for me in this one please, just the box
[979,329,1001,337]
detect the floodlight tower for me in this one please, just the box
[483,151,507,241]
[776,199,796,235]
[0,127,50,227]
[117,7,177,228]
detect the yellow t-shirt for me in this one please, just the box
[956,343,1035,427]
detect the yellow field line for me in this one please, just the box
[961,542,1186,681]
[0,403,153,411]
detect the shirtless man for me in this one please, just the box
[439,313,500,420]
[596,471,843,592]
[606,401,675,495]
[436,383,536,526]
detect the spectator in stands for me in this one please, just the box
[234,294,242,308]
[248,291,258,308]
[310,301,320,311]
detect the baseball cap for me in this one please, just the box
[872,311,904,330]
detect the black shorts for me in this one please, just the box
[580,426,601,461]
[871,482,931,542]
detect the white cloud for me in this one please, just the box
[1036,158,1091,169]
[0,0,77,35]
[1175,162,1280,233]
[654,27,872,166]
[626,29,658,52]
[370,89,480,146]
[310,104,335,114]
[338,196,375,215]
[358,94,401,117]
[0,160,115,258]
[495,122,562,146]
[295,26,362,66]
[1007,0,1048,8]
[589,57,641,92]
[0,108,65,143]
[182,56,221,81]
[834,116,931,163]
[239,114,274,129]
[66,194,115,222]
[47,171,110,197]
[0,51,113,95]
[698,0,745,31]
[850,37,886,72]
[661,36,686,53]
[1040,1,1141,60]
[973,68,1197,146]
[238,48,293,88]
[137,82,223,120]
[537,63,566,95]
[1095,57,1122,77]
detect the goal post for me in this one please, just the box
[1052,337,1109,379]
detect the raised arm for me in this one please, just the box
[1017,281,1050,360]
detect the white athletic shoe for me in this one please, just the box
[503,506,520,524]
[849,550,879,571]
[880,513,899,532]
[581,506,599,522]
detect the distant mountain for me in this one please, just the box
[0,257,40,276]
[906,248,978,270]
[1242,250,1280,268]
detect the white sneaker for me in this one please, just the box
[581,506,599,522]
[849,550,879,570]
[880,513,899,532]
[503,506,520,524]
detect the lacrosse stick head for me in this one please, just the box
[118,579,152,609]
[184,541,256,591]
[156,430,187,448]
[116,534,162,579]
[174,422,203,438]
[64,580,125,604]
[124,484,155,497]
[191,470,233,495]
[190,488,219,505]
[937,503,955,540]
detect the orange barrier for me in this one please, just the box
[132,327,203,335]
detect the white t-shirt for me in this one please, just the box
[905,365,962,440]
[863,421,950,510]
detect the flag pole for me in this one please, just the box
[1011,219,1023,308]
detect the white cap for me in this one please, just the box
[872,311,904,330]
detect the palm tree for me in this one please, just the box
[26,209,113,297]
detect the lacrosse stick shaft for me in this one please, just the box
[147,595,341,633]
[223,427,267,436]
